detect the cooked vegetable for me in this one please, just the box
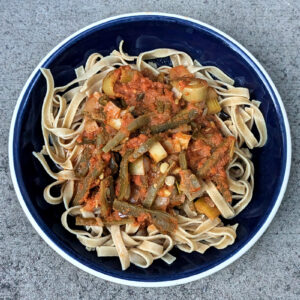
[104,218,135,226]
[129,156,145,175]
[102,70,119,97]
[171,78,208,103]
[173,138,181,153]
[165,176,175,186]
[75,216,135,226]
[206,87,221,114]
[108,118,122,130]
[118,150,134,201]
[194,197,220,219]
[214,176,232,203]
[104,101,121,119]
[197,136,236,178]
[76,216,103,226]
[74,148,91,178]
[97,177,111,218]
[103,115,150,153]
[158,188,171,197]
[169,65,193,81]
[178,151,187,170]
[96,132,106,147]
[159,162,169,174]
[169,193,184,207]
[113,200,177,233]
[98,95,109,106]
[36,46,268,272]
[130,136,159,161]
[77,137,96,145]
[127,114,150,131]
[156,100,164,113]
[107,176,115,203]
[173,132,191,151]
[150,109,198,134]
[102,131,126,153]
[73,161,104,205]
[148,141,168,163]
[120,68,134,83]
[143,161,175,208]
[179,170,202,201]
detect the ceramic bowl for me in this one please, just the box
[9,13,291,287]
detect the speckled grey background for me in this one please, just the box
[0,1,299,299]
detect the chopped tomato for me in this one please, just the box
[104,101,121,119]
[126,134,148,149]
[169,65,194,81]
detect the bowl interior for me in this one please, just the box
[12,15,287,282]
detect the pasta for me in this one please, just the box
[33,41,267,270]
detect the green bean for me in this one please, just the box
[127,114,150,131]
[77,137,95,145]
[150,120,185,133]
[192,131,216,147]
[102,132,126,153]
[113,200,142,217]
[104,217,135,226]
[88,109,106,123]
[130,136,159,161]
[156,100,164,113]
[113,200,177,233]
[190,121,198,129]
[150,211,177,233]
[107,176,115,203]
[197,137,233,178]
[191,129,200,140]
[97,177,110,218]
[173,108,197,121]
[76,216,134,226]
[150,109,198,134]
[119,98,127,109]
[214,177,232,203]
[73,161,104,205]
[102,115,150,153]
[164,101,171,113]
[74,148,91,178]
[143,161,175,209]
[76,216,102,226]
[111,144,123,152]
[179,151,187,170]
[118,150,134,201]
[96,133,106,147]
[77,131,107,147]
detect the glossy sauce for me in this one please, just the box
[75,65,235,227]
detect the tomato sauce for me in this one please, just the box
[75,64,236,229]
[114,66,180,125]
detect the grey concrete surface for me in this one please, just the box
[0,1,299,299]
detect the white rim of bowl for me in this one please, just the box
[9,12,291,287]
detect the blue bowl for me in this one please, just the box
[9,13,291,286]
